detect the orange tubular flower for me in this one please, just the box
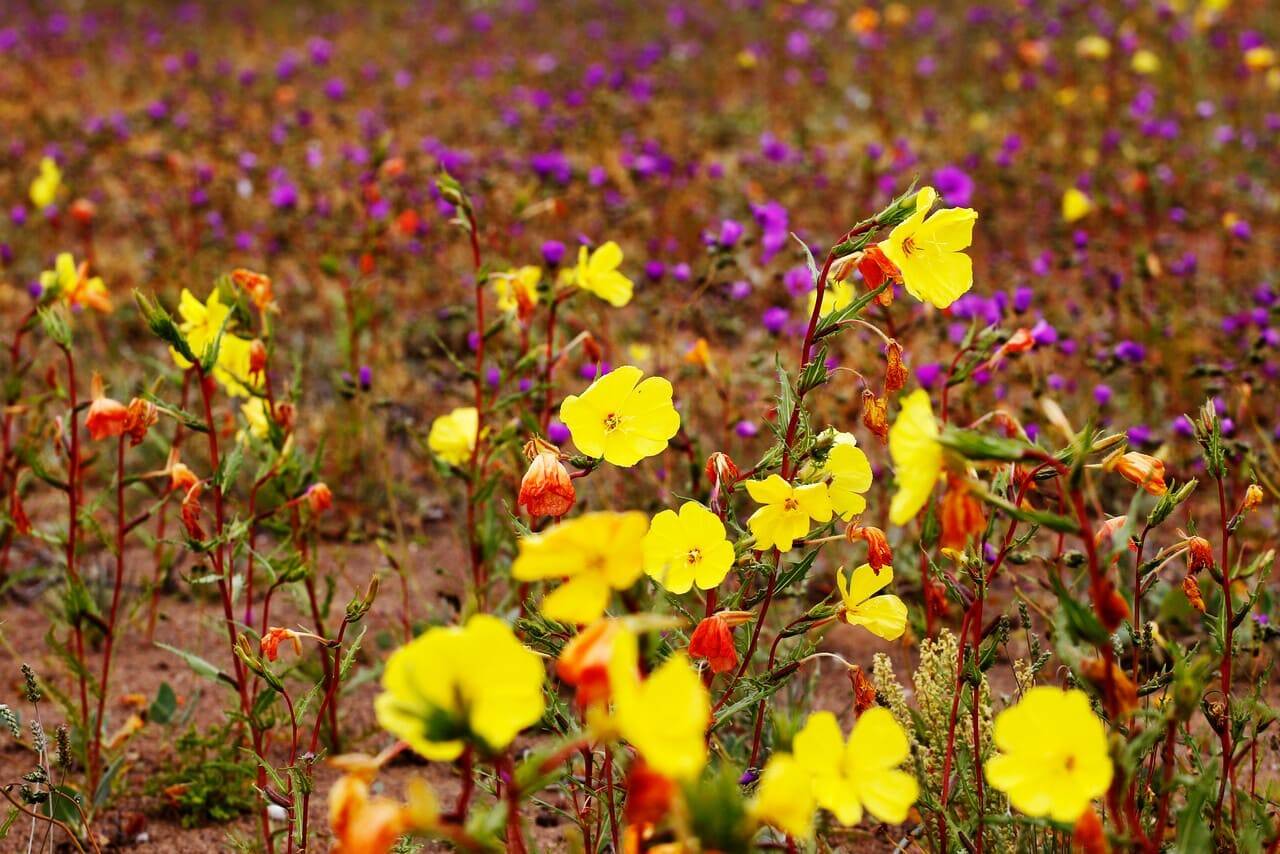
[939,476,986,551]
[556,619,624,707]
[306,483,334,514]
[857,244,899,306]
[846,525,893,572]
[1106,451,1168,496]
[86,397,128,441]
[688,614,738,674]
[123,398,158,447]
[261,627,304,662]
[518,447,575,519]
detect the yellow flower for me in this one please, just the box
[1061,188,1094,223]
[427,406,478,467]
[374,614,545,761]
[39,252,111,313]
[575,241,634,307]
[642,501,735,593]
[984,687,1113,823]
[170,288,256,397]
[806,278,855,317]
[888,389,942,526]
[494,266,541,314]
[560,365,680,467]
[818,432,873,520]
[745,475,832,552]
[1131,49,1160,74]
[607,631,709,781]
[878,186,978,309]
[751,754,816,838]
[29,157,62,209]
[836,564,907,640]
[239,398,272,442]
[792,708,919,825]
[1076,34,1111,59]
[1244,46,1276,72]
[512,511,648,624]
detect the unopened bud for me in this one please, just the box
[884,340,908,393]
[704,451,740,487]
[861,389,888,442]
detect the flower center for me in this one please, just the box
[1064,754,1076,772]
[685,548,702,565]
[901,236,917,257]
[783,498,799,511]
[603,412,622,432]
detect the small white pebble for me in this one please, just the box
[266,805,287,822]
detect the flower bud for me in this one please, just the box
[69,198,97,225]
[1186,536,1213,574]
[846,525,893,571]
[1080,657,1137,717]
[249,339,268,376]
[688,613,741,674]
[1105,451,1168,496]
[123,398,158,446]
[861,389,888,442]
[704,451,740,487]
[1243,483,1264,512]
[275,402,296,433]
[939,476,986,551]
[994,328,1035,362]
[884,340,908,393]
[518,451,575,519]
[86,396,128,441]
[306,483,333,514]
[582,333,604,365]
[1093,516,1127,550]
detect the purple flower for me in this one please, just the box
[1030,319,1058,346]
[783,266,811,296]
[1230,219,1252,241]
[323,77,348,101]
[644,261,665,282]
[1114,340,1146,363]
[1093,384,1113,407]
[269,182,298,210]
[547,420,571,444]
[358,365,373,390]
[541,240,566,266]
[735,420,759,438]
[728,280,752,300]
[762,306,789,334]
[717,219,744,247]
[933,165,974,207]
[1013,286,1033,313]
[671,263,692,283]
[916,362,943,388]
[1172,415,1195,437]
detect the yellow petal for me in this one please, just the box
[542,573,612,624]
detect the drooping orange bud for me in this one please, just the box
[1080,657,1137,717]
[1095,578,1131,631]
[261,627,304,662]
[1106,451,1168,496]
[231,268,275,312]
[69,198,97,225]
[884,340,909,393]
[1181,575,1206,613]
[1093,516,1128,550]
[846,525,893,571]
[306,483,334,514]
[86,396,129,441]
[169,461,199,493]
[848,664,877,714]
[123,398,158,447]
[862,389,889,442]
[622,760,676,827]
[939,476,986,551]
[704,451,740,487]
[1072,807,1110,854]
[249,339,268,376]
[1186,537,1213,574]
[557,620,624,708]
[518,451,575,519]
[180,482,206,540]
[688,613,740,674]
[1242,483,1264,512]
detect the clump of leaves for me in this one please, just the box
[146,724,257,828]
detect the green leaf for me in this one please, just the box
[1049,572,1110,646]
[149,682,178,725]
[155,643,235,688]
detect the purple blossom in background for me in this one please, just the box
[541,240,566,266]
[762,306,789,334]
[1093,384,1113,407]
[547,420,570,444]
[1114,340,1146,363]
[933,165,974,207]
[735,420,759,438]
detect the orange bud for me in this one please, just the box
[380,157,406,180]
[688,614,740,674]
[847,525,893,571]
[684,337,712,369]
[123,398,158,447]
[395,208,421,237]
[556,620,623,707]
[1095,578,1130,631]
[848,664,877,714]
[359,252,376,276]
[939,476,986,551]
[884,340,909,393]
[170,461,199,493]
[861,389,889,442]
[275,402,296,433]
[249,339,268,376]
[518,452,575,519]
[1072,807,1110,854]
[306,483,334,514]
[328,775,411,854]
[1106,451,1168,496]
[622,760,676,827]
[924,579,949,619]
[69,198,97,225]
[1243,483,1264,512]
[231,268,274,312]
[86,396,129,441]
[1181,575,1206,613]
[704,451,740,487]
[1186,537,1213,574]
[261,627,303,662]
[1080,657,1137,717]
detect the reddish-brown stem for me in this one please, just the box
[462,207,487,608]
[59,347,91,761]
[1214,476,1236,824]
[89,436,128,791]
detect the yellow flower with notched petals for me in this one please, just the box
[427,406,478,467]
[985,687,1113,823]
[819,432,873,520]
[606,631,708,781]
[745,475,832,552]
[1062,187,1094,223]
[560,366,680,467]
[837,563,907,640]
[374,615,545,761]
[792,708,918,825]
[29,157,62,209]
[39,252,111,313]
[575,241,634,307]
[170,288,257,397]
[888,389,942,526]
[494,266,541,314]
[751,753,816,838]
[642,501,735,593]
[512,511,647,624]
[878,186,978,309]
[239,398,272,443]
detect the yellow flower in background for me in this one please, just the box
[642,501,735,593]
[607,631,708,781]
[29,157,62,208]
[1076,34,1111,59]
[836,564,908,641]
[494,265,541,315]
[239,398,272,442]
[1244,46,1276,72]
[792,708,919,825]
[752,753,816,838]
[878,186,978,309]
[888,389,942,526]
[1062,188,1094,223]
[560,365,680,467]
[807,278,855,317]
[512,511,648,624]
[985,687,1113,823]
[374,615,546,761]
[819,432,873,520]
[427,406,478,467]
[745,475,832,552]
[575,241,634,307]
[1131,49,1160,74]
[170,288,256,396]
[39,252,111,313]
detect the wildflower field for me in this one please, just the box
[3,0,1280,851]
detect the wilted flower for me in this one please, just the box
[305,483,333,514]
[862,389,889,441]
[846,525,893,571]
[1105,451,1168,496]
[556,619,626,707]
[328,774,436,854]
[559,366,680,467]
[884,340,909,392]
[231,268,275,313]
[86,393,128,441]
[123,398,159,446]
[260,627,304,661]
[687,611,752,674]
[939,475,986,550]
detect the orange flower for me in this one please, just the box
[939,476,986,550]
[1093,516,1128,550]
[1095,578,1130,632]
[123,398,158,447]
[249,339,268,376]
[170,461,199,493]
[623,759,676,826]
[328,776,410,854]
[1181,575,1206,613]
[1242,483,1264,512]
[1186,536,1213,574]
[861,389,889,442]
[180,482,205,540]
[231,268,275,313]
[518,446,575,519]
[684,337,712,370]
[306,483,334,514]
[849,664,877,714]
[86,397,128,441]
[1080,657,1137,717]
[846,525,893,572]
[857,244,899,306]
[884,340,909,393]
[1106,451,1167,496]
[556,619,624,707]
[261,627,304,662]
[704,451,740,487]
[689,611,752,674]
